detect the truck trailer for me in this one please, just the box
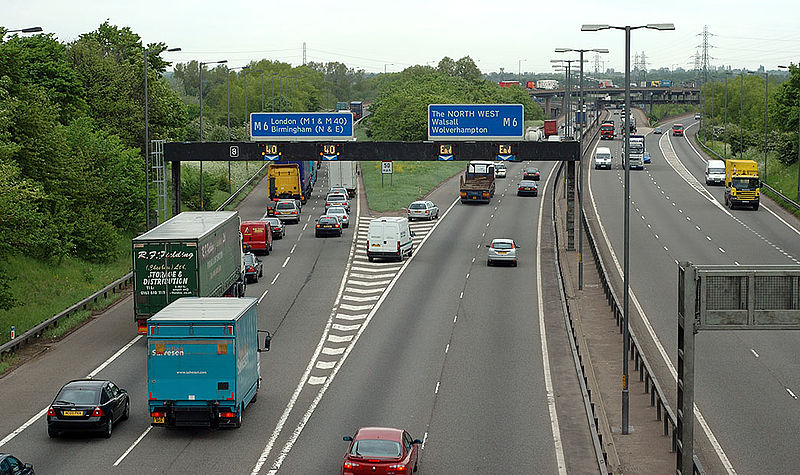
[544,120,558,137]
[460,161,496,203]
[132,211,245,335]
[268,161,312,204]
[327,161,358,197]
[147,297,270,429]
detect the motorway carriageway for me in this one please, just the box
[587,112,800,475]
[0,162,598,473]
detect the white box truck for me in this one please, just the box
[327,162,358,198]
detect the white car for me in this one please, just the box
[494,163,507,178]
[325,193,350,213]
[325,206,350,228]
[407,201,439,221]
[486,238,519,267]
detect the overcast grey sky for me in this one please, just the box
[5,0,799,74]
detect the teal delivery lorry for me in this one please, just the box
[146,297,270,429]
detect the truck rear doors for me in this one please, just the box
[133,242,199,327]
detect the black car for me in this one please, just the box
[517,180,538,196]
[523,168,540,181]
[0,454,34,474]
[243,252,263,283]
[259,217,285,239]
[47,379,129,438]
[315,216,342,237]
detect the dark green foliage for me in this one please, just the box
[0,23,186,310]
[180,166,216,210]
[366,62,544,141]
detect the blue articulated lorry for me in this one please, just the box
[147,297,270,429]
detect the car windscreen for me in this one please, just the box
[519,181,536,186]
[244,254,256,265]
[276,202,295,210]
[732,177,759,190]
[409,203,426,209]
[56,387,101,405]
[709,168,725,174]
[596,153,611,160]
[350,439,402,458]
[492,242,513,249]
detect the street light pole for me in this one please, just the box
[143,46,181,229]
[555,47,609,290]
[226,66,248,194]
[582,21,675,438]
[199,59,227,210]
[740,71,745,158]
[724,74,729,159]
[518,59,526,79]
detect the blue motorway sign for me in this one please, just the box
[428,104,524,141]
[250,112,353,141]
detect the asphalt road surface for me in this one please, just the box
[587,113,800,475]
[0,161,597,474]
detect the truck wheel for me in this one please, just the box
[234,409,242,428]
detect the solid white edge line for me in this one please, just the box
[685,121,800,237]
[113,426,152,466]
[255,196,460,474]
[538,164,567,474]
[588,137,737,474]
[0,334,143,449]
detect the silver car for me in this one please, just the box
[325,206,350,228]
[486,238,519,267]
[407,200,439,221]
[325,193,350,213]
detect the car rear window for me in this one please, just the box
[328,208,345,214]
[319,217,337,224]
[409,203,426,209]
[264,218,280,225]
[350,439,402,458]
[328,194,347,201]
[56,387,101,405]
[492,242,513,249]
[276,202,295,210]
[244,254,257,265]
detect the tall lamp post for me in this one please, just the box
[778,65,799,200]
[384,63,394,74]
[518,59,526,79]
[199,59,228,210]
[581,22,675,439]
[556,47,609,290]
[226,66,249,194]
[1,26,43,37]
[144,46,181,229]
[723,71,732,159]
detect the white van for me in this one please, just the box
[705,159,726,185]
[367,217,415,262]
[594,147,612,169]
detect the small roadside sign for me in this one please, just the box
[381,161,393,174]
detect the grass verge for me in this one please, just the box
[0,233,134,347]
[362,161,465,211]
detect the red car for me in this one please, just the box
[342,427,422,474]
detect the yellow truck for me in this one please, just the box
[724,159,760,210]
